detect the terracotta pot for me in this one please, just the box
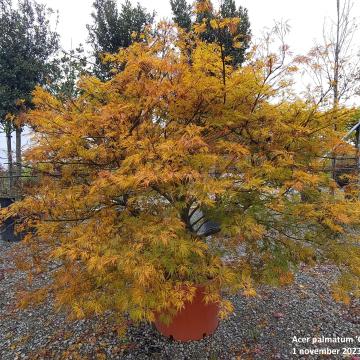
[154,286,219,341]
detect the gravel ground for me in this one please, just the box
[1,239,359,360]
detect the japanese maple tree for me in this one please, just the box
[5,22,360,328]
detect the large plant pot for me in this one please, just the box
[154,286,219,341]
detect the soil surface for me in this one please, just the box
[1,239,359,359]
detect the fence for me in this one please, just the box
[0,173,24,199]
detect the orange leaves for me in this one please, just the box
[215,140,250,157]
[7,22,360,327]
[279,271,295,286]
[195,0,213,14]
[291,170,321,190]
[209,18,240,35]
[332,272,360,305]
[133,264,157,286]
[18,288,49,309]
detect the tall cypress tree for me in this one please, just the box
[170,0,192,32]
[195,0,216,43]
[219,0,251,66]
[87,0,154,79]
[170,0,251,67]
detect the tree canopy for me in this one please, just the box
[87,0,154,79]
[0,0,59,186]
[4,22,360,329]
[50,46,89,101]
[170,0,192,32]
[171,0,251,67]
[0,0,59,119]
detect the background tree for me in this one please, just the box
[50,46,89,101]
[297,0,360,179]
[5,23,360,330]
[0,0,59,188]
[218,0,251,66]
[87,0,154,79]
[170,0,192,32]
[171,0,251,67]
[301,0,359,104]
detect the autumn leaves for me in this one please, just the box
[4,20,360,326]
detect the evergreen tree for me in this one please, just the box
[219,0,251,66]
[50,46,89,101]
[0,0,59,186]
[195,0,216,43]
[87,0,154,79]
[171,0,251,67]
[170,0,192,32]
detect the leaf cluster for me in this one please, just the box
[4,23,360,326]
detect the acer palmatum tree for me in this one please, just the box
[4,22,360,331]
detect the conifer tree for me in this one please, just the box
[87,0,154,79]
[0,0,59,187]
[171,0,251,67]
[218,0,250,66]
[170,0,192,32]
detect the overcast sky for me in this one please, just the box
[1,0,360,165]
[44,0,360,54]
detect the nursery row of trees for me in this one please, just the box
[1,0,360,331]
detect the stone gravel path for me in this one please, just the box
[1,239,359,360]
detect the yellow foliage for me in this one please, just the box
[4,22,360,330]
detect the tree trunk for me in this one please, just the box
[332,0,341,181]
[333,0,341,106]
[6,128,13,191]
[356,127,360,187]
[15,126,22,178]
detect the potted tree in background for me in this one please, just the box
[3,22,360,341]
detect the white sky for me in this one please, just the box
[1,0,360,165]
[45,0,360,54]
